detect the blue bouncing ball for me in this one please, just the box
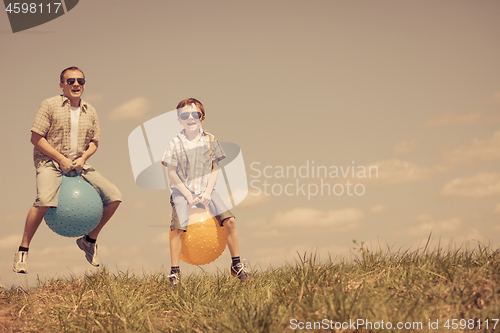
[44,174,103,237]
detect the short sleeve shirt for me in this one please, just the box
[162,130,226,194]
[31,95,100,170]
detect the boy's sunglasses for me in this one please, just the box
[65,78,86,85]
[179,111,203,120]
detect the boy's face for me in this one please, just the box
[178,104,204,132]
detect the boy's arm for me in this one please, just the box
[198,161,220,206]
[167,163,199,206]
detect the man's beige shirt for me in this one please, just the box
[31,95,100,170]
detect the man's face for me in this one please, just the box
[178,104,204,132]
[59,70,85,102]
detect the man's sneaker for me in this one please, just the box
[231,261,254,282]
[168,273,180,286]
[13,251,28,274]
[76,236,100,267]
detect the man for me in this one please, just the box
[13,67,122,274]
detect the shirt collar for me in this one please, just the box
[60,94,88,112]
[178,128,204,140]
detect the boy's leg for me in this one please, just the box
[208,190,253,281]
[168,189,190,284]
[169,229,183,267]
[222,217,239,258]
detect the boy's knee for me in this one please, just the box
[170,229,184,238]
[222,217,235,228]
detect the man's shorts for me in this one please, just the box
[34,160,122,207]
[170,188,234,231]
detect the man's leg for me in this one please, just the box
[14,206,50,273]
[87,201,120,239]
[77,170,122,266]
[15,161,61,274]
[20,206,50,248]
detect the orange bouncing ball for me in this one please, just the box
[170,206,227,265]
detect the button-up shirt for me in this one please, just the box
[162,130,226,194]
[31,95,100,170]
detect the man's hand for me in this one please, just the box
[72,157,85,173]
[58,156,75,174]
[198,191,212,206]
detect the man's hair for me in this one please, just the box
[60,66,85,83]
[176,98,205,117]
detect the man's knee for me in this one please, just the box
[104,200,121,208]
[32,206,50,214]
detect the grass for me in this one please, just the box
[1,241,499,332]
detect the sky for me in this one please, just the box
[1,0,500,289]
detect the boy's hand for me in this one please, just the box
[187,192,200,207]
[198,191,212,206]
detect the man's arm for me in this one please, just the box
[72,141,98,173]
[31,131,74,173]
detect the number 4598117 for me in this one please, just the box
[443,319,498,330]
[5,3,62,14]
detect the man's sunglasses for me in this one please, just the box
[65,78,86,85]
[179,111,203,120]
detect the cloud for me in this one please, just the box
[495,203,500,215]
[370,205,390,214]
[401,215,462,237]
[109,97,150,120]
[151,232,170,245]
[365,159,435,185]
[236,191,270,209]
[439,131,500,166]
[0,234,21,249]
[129,200,148,210]
[392,140,419,155]
[492,92,500,103]
[84,94,104,102]
[425,112,500,126]
[0,212,26,224]
[440,172,500,198]
[271,207,364,230]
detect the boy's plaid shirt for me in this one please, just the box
[162,130,226,194]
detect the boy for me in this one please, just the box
[161,98,252,284]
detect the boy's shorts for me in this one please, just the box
[170,188,234,231]
[34,160,122,207]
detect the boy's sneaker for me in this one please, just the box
[76,236,100,267]
[13,250,29,274]
[231,261,254,282]
[168,273,180,286]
